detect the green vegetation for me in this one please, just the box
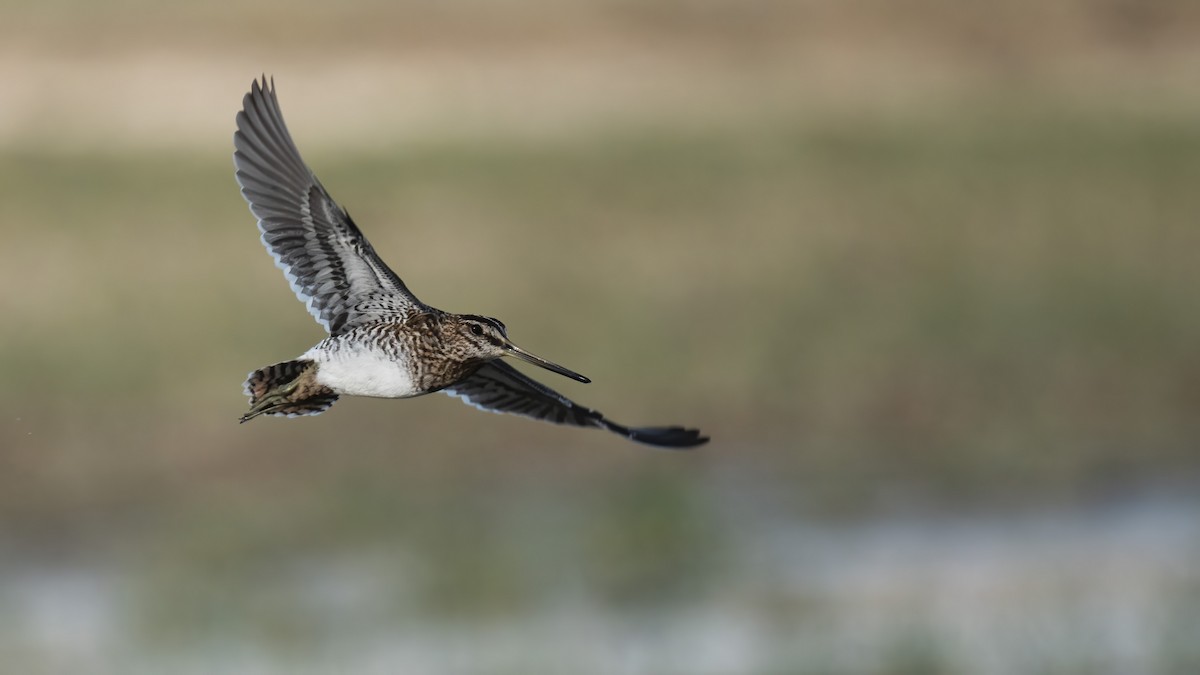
[5,104,1198,514]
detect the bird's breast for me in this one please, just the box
[303,342,420,398]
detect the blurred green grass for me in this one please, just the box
[4,101,1199,509]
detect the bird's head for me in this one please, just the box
[452,314,590,383]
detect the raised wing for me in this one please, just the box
[234,77,427,335]
[445,361,708,448]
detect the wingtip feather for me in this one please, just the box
[626,426,710,449]
[605,420,709,449]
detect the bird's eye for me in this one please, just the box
[470,324,484,336]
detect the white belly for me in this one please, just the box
[304,345,419,398]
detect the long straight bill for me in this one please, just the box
[506,344,591,383]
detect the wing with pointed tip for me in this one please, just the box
[234,77,427,335]
[444,361,708,449]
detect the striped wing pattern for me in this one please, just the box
[234,77,426,335]
[444,362,708,448]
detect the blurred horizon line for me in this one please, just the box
[3,15,1199,152]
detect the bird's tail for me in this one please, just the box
[240,359,338,422]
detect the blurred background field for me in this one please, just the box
[3,1,1200,673]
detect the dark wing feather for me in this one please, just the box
[233,76,426,335]
[444,361,708,449]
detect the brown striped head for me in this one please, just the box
[451,314,590,383]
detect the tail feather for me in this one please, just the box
[241,359,338,422]
[243,360,309,401]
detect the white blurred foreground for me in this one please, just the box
[4,492,1197,675]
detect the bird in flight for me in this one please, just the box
[233,77,707,448]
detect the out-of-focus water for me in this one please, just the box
[4,492,1197,675]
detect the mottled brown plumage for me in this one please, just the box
[401,313,501,392]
